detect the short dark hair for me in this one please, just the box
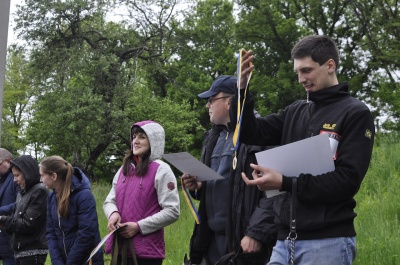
[291,35,339,67]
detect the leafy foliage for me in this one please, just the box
[4,0,400,180]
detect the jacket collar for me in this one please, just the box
[309,82,349,105]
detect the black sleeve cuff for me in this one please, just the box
[281,175,293,192]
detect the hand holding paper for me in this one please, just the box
[181,174,202,191]
[251,134,335,197]
[107,211,121,232]
[241,163,283,191]
[118,222,139,239]
[86,225,124,263]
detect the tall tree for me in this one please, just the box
[3,46,33,154]
[110,0,193,98]
[235,0,305,115]
[14,0,200,179]
[349,0,400,130]
[170,0,238,142]
[171,0,237,99]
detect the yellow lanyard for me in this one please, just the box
[232,48,252,169]
[181,178,201,224]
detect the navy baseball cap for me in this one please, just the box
[198,75,237,99]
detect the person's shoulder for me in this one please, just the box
[154,159,173,172]
[154,160,176,180]
[344,96,371,112]
[74,189,96,206]
[281,99,308,113]
[33,183,48,192]
[29,183,48,199]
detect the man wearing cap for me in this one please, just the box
[182,76,276,265]
[0,148,17,265]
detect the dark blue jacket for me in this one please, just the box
[46,167,103,265]
[0,171,18,257]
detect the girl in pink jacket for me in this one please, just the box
[103,121,180,265]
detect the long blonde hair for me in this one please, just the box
[40,156,73,218]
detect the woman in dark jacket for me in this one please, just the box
[0,155,48,265]
[40,155,103,265]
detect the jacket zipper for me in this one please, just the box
[59,213,68,258]
[307,96,314,137]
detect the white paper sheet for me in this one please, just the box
[86,225,125,263]
[255,134,335,197]
[162,152,223,181]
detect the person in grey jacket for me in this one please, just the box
[0,155,48,265]
[0,148,18,265]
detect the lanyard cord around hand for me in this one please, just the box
[232,48,252,170]
[181,178,201,224]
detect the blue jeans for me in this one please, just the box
[267,237,356,265]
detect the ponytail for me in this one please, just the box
[40,156,74,218]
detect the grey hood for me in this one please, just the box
[130,120,165,162]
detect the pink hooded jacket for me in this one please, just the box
[103,121,180,259]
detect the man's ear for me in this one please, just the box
[227,97,232,110]
[327,59,336,74]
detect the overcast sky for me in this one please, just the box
[7,0,23,46]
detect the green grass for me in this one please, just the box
[353,135,400,264]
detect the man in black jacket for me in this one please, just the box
[182,75,276,265]
[233,35,374,264]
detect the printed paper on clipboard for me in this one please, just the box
[255,134,335,197]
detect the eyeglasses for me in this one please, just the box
[207,96,231,105]
[0,160,6,166]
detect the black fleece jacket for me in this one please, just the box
[0,155,48,255]
[230,83,375,240]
